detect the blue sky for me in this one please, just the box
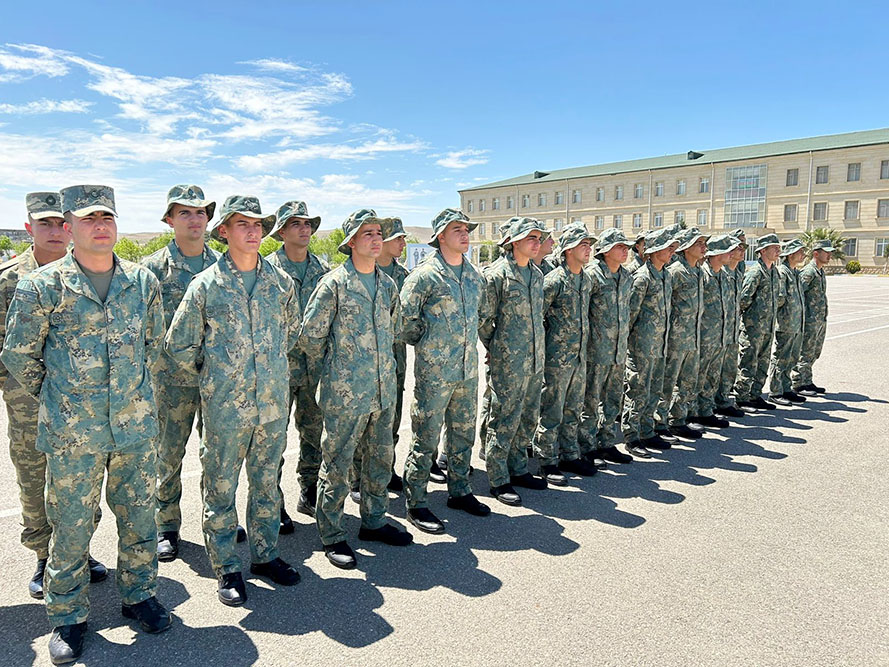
[1,1,887,233]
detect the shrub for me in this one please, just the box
[845,260,861,274]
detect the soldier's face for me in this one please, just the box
[786,248,805,267]
[730,245,746,262]
[26,216,70,254]
[567,239,592,264]
[382,236,406,259]
[652,245,676,265]
[685,236,708,264]
[440,221,470,254]
[760,245,780,263]
[513,231,542,261]
[605,244,629,264]
[814,249,832,264]
[66,211,117,253]
[166,204,209,242]
[219,215,263,253]
[536,236,554,259]
[349,223,383,259]
[635,240,645,254]
[279,218,313,248]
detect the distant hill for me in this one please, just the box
[123,225,434,244]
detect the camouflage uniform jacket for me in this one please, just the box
[0,252,165,453]
[538,257,557,276]
[164,252,299,429]
[625,253,644,275]
[724,268,740,345]
[479,253,546,376]
[738,258,779,334]
[0,246,40,386]
[267,247,329,388]
[298,258,400,414]
[700,262,733,348]
[734,262,746,301]
[542,263,591,366]
[399,251,481,383]
[775,263,805,333]
[667,254,704,352]
[585,257,632,365]
[627,262,672,358]
[382,260,409,378]
[799,260,828,323]
[142,240,220,387]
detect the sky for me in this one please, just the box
[0,1,887,234]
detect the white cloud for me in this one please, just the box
[239,58,307,73]
[0,98,93,114]
[0,43,69,82]
[435,148,490,169]
[236,137,427,171]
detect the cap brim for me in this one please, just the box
[817,246,836,253]
[707,242,740,257]
[71,205,116,217]
[269,215,322,238]
[757,242,780,251]
[646,241,679,255]
[337,218,390,256]
[507,228,551,247]
[161,199,216,223]
[596,240,633,255]
[383,231,407,242]
[210,212,276,242]
[30,210,64,220]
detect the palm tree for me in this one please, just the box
[800,227,847,264]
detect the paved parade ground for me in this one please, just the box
[0,274,887,666]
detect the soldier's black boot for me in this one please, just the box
[88,556,108,583]
[122,596,173,633]
[157,532,179,562]
[387,470,404,492]
[48,622,87,665]
[217,572,247,606]
[598,446,633,464]
[428,461,446,484]
[540,464,568,486]
[279,506,295,535]
[297,482,316,518]
[236,525,247,543]
[406,507,445,534]
[784,391,806,404]
[29,558,46,599]
[250,558,300,585]
[447,493,491,516]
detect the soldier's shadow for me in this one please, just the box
[820,391,887,405]
[514,474,655,525]
[0,600,51,666]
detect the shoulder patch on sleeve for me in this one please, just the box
[13,286,38,303]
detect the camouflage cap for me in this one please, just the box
[811,239,837,253]
[780,238,806,257]
[208,195,276,242]
[644,228,680,255]
[502,216,550,249]
[496,218,515,247]
[382,217,407,243]
[161,184,216,223]
[634,231,647,243]
[666,222,686,235]
[25,192,63,220]
[60,184,116,217]
[268,200,321,237]
[730,228,747,240]
[596,228,634,255]
[706,234,741,257]
[338,208,393,256]
[755,233,781,252]
[557,223,595,254]
[429,208,476,248]
[676,228,711,252]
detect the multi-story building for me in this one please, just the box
[459,128,889,267]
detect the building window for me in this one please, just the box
[595,215,605,229]
[467,200,473,213]
[492,197,500,210]
[633,213,643,228]
[521,194,530,208]
[813,202,828,221]
[875,238,889,256]
[491,223,499,238]
[697,209,708,226]
[507,195,514,209]
[847,163,861,182]
[572,189,581,203]
[700,177,710,193]
[844,200,860,220]
[478,223,485,237]
[596,187,605,202]
[723,164,768,228]
[675,210,685,225]
[653,212,663,228]
[555,218,564,232]
[479,199,485,212]
[786,168,799,186]
[613,214,623,228]
[676,180,686,195]
[615,185,624,200]
[538,193,546,207]
[882,161,889,180]
[654,181,664,197]
[815,166,829,184]
[784,204,798,222]
[634,183,644,199]
[843,238,858,257]
[555,191,564,205]
[879,199,889,218]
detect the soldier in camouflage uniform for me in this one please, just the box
[622,228,677,458]
[533,228,557,276]
[579,228,635,465]
[298,209,412,570]
[625,231,646,274]
[768,238,808,405]
[400,209,491,534]
[734,233,782,411]
[266,200,328,524]
[0,192,109,600]
[659,229,709,442]
[693,235,740,428]
[142,185,220,562]
[793,239,834,395]
[533,224,599,486]
[479,217,550,505]
[714,233,747,418]
[165,195,301,607]
[1,185,171,664]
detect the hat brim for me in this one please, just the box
[71,205,117,217]
[677,234,711,252]
[209,211,276,242]
[596,240,633,256]
[814,245,836,253]
[269,215,322,238]
[756,242,780,252]
[561,235,596,254]
[383,231,408,243]
[645,240,679,255]
[780,246,805,257]
[337,217,392,256]
[707,241,741,257]
[430,219,478,248]
[30,210,64,220]
[161,199,217,223]
[504,227,551,249]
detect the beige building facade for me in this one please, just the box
[459,128,889,267]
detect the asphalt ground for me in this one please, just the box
[0,274,887,666]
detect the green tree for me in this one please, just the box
[12,240,31,255]
[800,227,847,264]
[139,231,176,256]
[259,237,282,257]
[208,239,228,254]
[309,228,347,265]
[113,237,142,261]
[0,236,12,252]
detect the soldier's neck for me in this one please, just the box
[284,243,308,263]
[651,258,666,271]
[73,247,113,273]
[228,248,259,272]
[33,244,66,267]
[175,236,204,258]
[376,254,394,267]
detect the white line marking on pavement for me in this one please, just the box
[829,312,889,325]
[827,323,889,340]
[0,507,20,519]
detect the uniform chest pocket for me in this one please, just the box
[50,312,79,326]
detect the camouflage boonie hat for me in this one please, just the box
[268,200,321,237]
[645,228,679,255]
[25,192,63,220]
[731,228,747,240]
[208,195,275,242]
[706,234,741,257]
[780,238,805,257]
[60,184,116,217]
[634,231,647,243]
[502,216,550,249]
[596,228,634,255]
[429,208,476,248]
[811,239,837,253]
[666,222,686,235]
[676,228,711,252]
[496,218,515,247]
[557,224,595,254]
[755,233,781,252]
[161,184,216,223]
[338,208,393,256]
[382,217,407,243]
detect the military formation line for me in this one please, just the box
[0,184,833,664]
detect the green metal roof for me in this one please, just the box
[459,127,889,192]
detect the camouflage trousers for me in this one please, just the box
[659,349,700,427]
[579,361,624,453]
[715,342,740,409]
[277,380,323,502]
[534,357,585,466]
[734,326,774,401]
[485,370,542,488]
[770,331,803,395]
[792,320,826,388]
[200,419,287,576]
[478,363,492,451]
[696,346,725,418]
[403,377,477,509]
[316,406,394,546]
[351,364,403,486]
[45,440,157,627]
[623,353,665,442]
[155,382,201,534]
